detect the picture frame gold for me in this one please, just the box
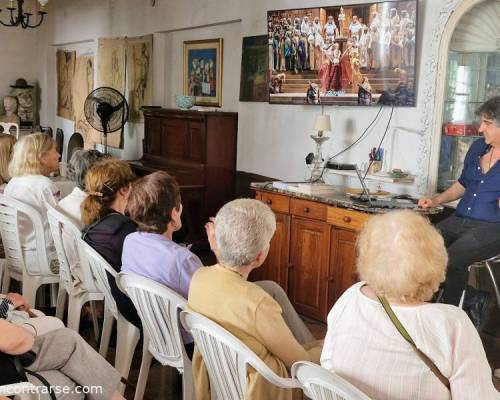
[183,38,223,107]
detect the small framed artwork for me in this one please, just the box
[183,38,223,107]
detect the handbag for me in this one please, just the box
[377,295,451,390]
[0,350,56,400]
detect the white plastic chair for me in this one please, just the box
[292,361,373,400]
[116,272,193,400]
[0,194,59,307]
[46,205,102,338]
[77,239,140,392]
[0,122,19,139]
[180,310,300,400]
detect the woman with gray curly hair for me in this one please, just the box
[58,149,107,227]
[188,198,323,400]
[321,210,499,400]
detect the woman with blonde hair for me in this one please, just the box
[81,158,140,328]
[321,210,499,400]
[4,132,60,267]
[0,133,16,186]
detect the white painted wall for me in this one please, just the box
[5,0,488,196]
[0,25,39,115]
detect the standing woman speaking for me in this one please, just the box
[419,97,500,320]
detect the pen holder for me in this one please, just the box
[367,161,382,174]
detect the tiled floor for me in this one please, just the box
[80,313,499,399]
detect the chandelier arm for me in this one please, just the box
[0,18,15,27]
[27,12,45,28]
[10,7,19,25]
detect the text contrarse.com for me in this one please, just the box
[0,383,103,396]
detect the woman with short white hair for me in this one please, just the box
[188,198,323,400]
[321,210,499,400]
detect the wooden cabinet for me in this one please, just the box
[254,188,370,322]
[328,227,358,313]
[289,217,330,320]
[252,212,291,291]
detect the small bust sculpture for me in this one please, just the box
[0,96,20,125]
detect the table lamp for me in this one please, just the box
[310,114,331,182]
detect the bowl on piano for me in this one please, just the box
[175,95,195,110]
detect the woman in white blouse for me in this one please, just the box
[321,210,499,400]
[58,149,106,227]
[4,133,61,270]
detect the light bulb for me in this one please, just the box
[38,0,49,6]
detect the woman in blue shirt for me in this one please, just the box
[419,96,500,314]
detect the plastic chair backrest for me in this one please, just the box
[180,310,299,400]
[46,205,100,294]
[78,239,118,317]
[116,272,189,370]
[292,361,373,400]
[0,193,51,275]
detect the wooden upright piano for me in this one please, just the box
[129,108,238,239]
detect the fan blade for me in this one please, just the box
[87,96,106,105]
[111,100,125,113]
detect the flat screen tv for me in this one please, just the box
[267,0,417,106]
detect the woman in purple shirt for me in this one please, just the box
[122,171,202,358]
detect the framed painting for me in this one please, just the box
[239,35,269,102]
[183,38,223,107]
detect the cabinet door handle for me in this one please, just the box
[303,207,310,213]
[266,199,273,205]
[343,216,352,223]
[287,263,294,270]
[327,276,335,282]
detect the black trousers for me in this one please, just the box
[437,214,500,306]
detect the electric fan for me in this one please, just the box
[84,87,129,154]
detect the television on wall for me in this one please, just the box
[267,0,418,106]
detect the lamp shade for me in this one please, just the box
[314,115,331,132]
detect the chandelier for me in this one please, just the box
[0,0,48,29]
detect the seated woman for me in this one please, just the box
[188,199,323,400]
[4,133,61,270]
[57,149,107,294]
[0,133,16,188]
[122,171,201,355]
[321,210,499,400]
[0,320,124,400]
[81,159,140,328]
[58,149,106,228]
[0,133,17,259]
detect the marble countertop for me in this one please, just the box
[251,182,443,215]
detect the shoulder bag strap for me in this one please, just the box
[377,295,451,390]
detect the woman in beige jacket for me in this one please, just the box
[188,198,323,400]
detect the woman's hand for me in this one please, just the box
[6,292,29,311]
[418,197,438,208]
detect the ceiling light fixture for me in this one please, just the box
[0,0,48,29]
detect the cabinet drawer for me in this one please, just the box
[260,192,290,213]
[291,198,327,221]
[327,207,370,231]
